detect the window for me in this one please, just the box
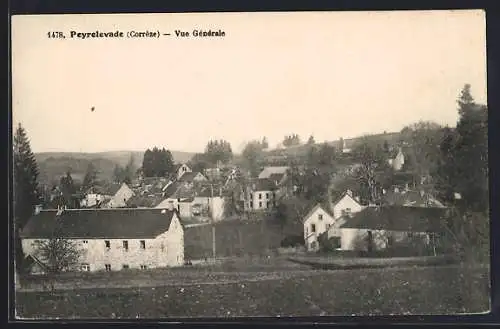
[318,214,323,220]
[249,193,253,200]
[259,193,262,199]
[105,264,111,271]
[266,193,269,199]
[331,237,341,249]
[140,265,148,270]
[250,201,253,208]
[105,240,110,249]
[82,240,88,244]
[266,201,270,208]
[310,241,318,249]
[81,263,90,271]
[326,223,331,230]
[273,192,276,199]
[311,224,316,233]
[259,201,262,208]
[122,264,129,270]
[140,240,146,249]
[123,240,129,251]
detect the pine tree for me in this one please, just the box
[13,123,40,272]
[82,162,98,192]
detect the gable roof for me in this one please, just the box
[20,208,178,239]
[383,190,445,208]
[178,171,206,182]
[303,203,334,223]
[331,190,362,207]
[251,178,277,191]
[258,166,290,179]
[339,206,448,232]
[126,195,164,208]
[93,183,122,196]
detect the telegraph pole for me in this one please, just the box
[211,183,216,260]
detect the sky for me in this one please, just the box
[11,10,487,154]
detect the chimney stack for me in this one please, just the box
[394,187,399,193]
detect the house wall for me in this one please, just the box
[331,194,364,219]
[177,164,192,179]
[339,228,426,251]
[21,215,184,272]
[80,193,106,208]
[245,190,276,211]
[392,151,405,171]
[107,185,135,208]
[303,207,335,251]
[193,173,208,182]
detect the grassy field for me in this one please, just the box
[15,263,489,319]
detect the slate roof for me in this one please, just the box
[178,171,206,182]
[258,166,290,179]
[126,195,164,208]
[252,178,277,191]
[382,190,446,208]
[303,202,335,223]
[339,206,448,232]
[20,208,178,239]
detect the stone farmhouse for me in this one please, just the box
[20,208,184,273]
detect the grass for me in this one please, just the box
[15,264,490,319]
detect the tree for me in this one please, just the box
[351,138,392,204]
[282,134,301,147]
[241,140,264,177]
[59,171,78,208]
[261,137,269,149]
[123,155,136,184]
[189,153,210,173]
[400,120,444,186]
[32,235,83,291]
[204,139,233,166]
[141,147,175,177]
[82,162,98,192]
[307,135,315,145]
[13,123,40,273]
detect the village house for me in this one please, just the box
[303,189,365,251]
[257,166,289,180]
[177,171,208,187]
[176,163,192,180]
[244,178,278,211]
[387,147,405,171]
[102,182,135,208]
[338,206,448,252]
[382,187,446,208]
[20,208,184,273]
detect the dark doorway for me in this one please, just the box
[367,230,374,253]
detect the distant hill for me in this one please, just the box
[35,150,196,186]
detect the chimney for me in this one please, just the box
[420,190,425,197]
[346,189,353,197]
[394,187,399,193]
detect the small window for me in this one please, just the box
[266,193,269,199]
[123,240,129,251]
[250,201,253,208]
[122,264,129,270]
[105,240,110,249]
[331,237,341,249]
[140,240,146,249]
[82,240,88,244]
[81,263,90,271]
[266,201,270,208]
[311,224,316,233]
[273,192,276,199]
[259,193,262,199]
[318,214,323,220]
[140,265,148,270]
[259,201,262,208]
[105,264,111,271]
[310,241,318,249]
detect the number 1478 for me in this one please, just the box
[47,32,65,39]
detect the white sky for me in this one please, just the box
[11,10,487,153]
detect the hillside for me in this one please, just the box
[35,150,196,186]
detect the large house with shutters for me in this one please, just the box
[20,208,184,273]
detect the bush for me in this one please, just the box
[280,235,304,248]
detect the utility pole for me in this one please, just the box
[211,183,216,260]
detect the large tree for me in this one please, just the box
[81,162,98,192]
[142,147,175,177]
[204,139,233,166]
[13,123,40,272]
[351,138,393,204]
[241,140,264,177]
